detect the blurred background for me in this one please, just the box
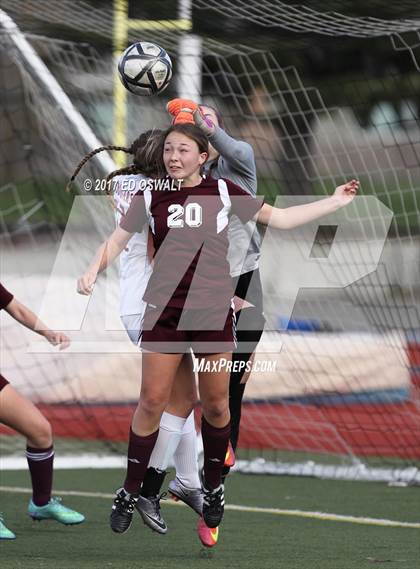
[0,0,419,483]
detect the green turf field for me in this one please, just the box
[1,468,419,569]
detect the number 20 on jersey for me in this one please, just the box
[167,203,202,228]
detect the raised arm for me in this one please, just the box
[5,298,70,349]
[255,180,359,229]
[166,98,256,186]
[77,226,133,295]
[206,126,255,178]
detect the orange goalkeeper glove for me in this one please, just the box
[166,98,198,125]
[166,99,216,136]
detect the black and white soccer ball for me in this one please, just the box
[118,41,172,96]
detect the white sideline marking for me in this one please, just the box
[1,456,126,470]
[3,456,418,486]
[1,486,419,529]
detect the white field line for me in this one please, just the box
[1,486,419,530]
[1,456,127,470]
[3,457,419,486]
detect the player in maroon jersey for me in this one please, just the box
[77,123,358,536]
[141,99,264,546]
[0,283,84,540]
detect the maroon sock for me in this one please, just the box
[26,445,54,506]
[124,428,159,495]
[201,417,230,490]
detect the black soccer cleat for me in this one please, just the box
[202,483,225,528]
[110,488,138,534]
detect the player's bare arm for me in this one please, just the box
[255,179,359,229]
[77,226,134,295]
[5,298,70,350]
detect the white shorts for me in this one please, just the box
[120,313,144,345]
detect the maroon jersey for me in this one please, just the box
[0,374,9,391]
[121,176,263,309]
[0,283,13,310]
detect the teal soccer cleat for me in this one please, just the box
[0,515,16,539]
[28,497,85,525]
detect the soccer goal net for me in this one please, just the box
[0,0,419,483]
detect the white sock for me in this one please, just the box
[173,411,201,489]
[148,412,186,470]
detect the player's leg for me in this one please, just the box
[141,354,196,494]
[166,354,197,418]
[223,270,265,479]
[168,409,202,507]
[166,353,201,492]
[197,352,231,528]
[166,361,201,490]
[196,284,264,547]
[139,363,204,530]
[197,341,259,547]
[223,318,264,477]
[172,410,200,488]
[0,376,16,539]
[110,351,183,534]
[0,378,84,526]
[0,382,54,506]
[164,394,203,517]
[120,310,174,531]
[138,354,201,531]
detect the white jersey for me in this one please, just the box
[112,174,152,317]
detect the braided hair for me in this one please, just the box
[66,129,165,193]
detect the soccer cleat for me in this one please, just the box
[135,493,168,534]
[224,441,236,468]
[197,516,219,548]
[110,488,138,534]
[168,477,203,515]
[28,497,85,525]
[202,483,225,528]
[0,515,16,540]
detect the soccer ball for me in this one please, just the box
[118,41,172,96]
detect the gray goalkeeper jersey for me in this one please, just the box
[204,126,261,277]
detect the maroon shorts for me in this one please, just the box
[0,374,10,391]
[141,304,237,354]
